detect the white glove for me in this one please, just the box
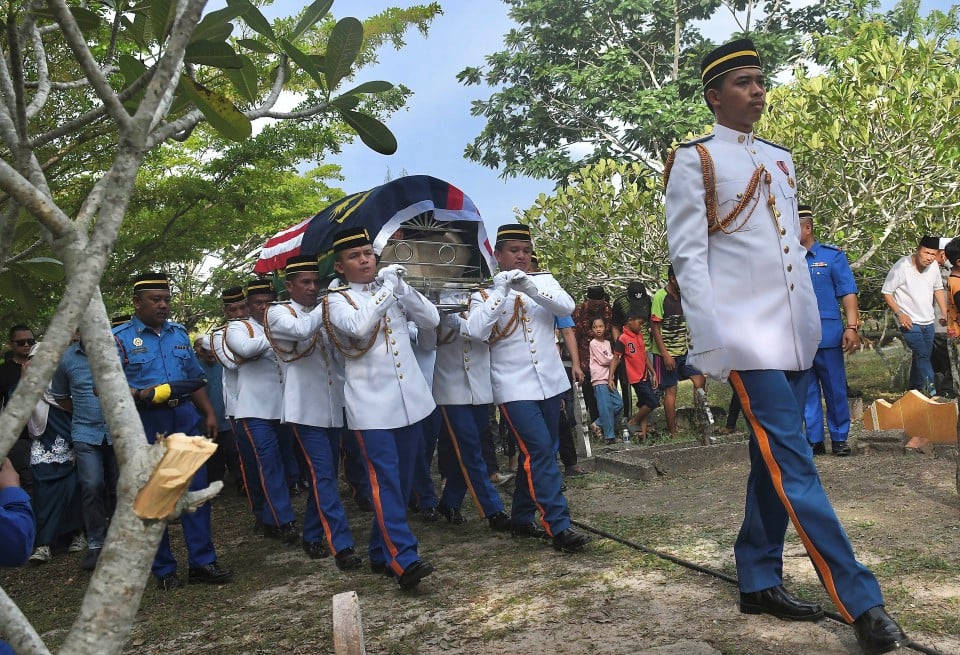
[687,348,731,382]
[508,270,539,297]
[377,264,407,294]
[492,271,512,295]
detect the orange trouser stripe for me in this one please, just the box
[291,425,336,554]
[440,407,484,517]
[238,419,281,527]
[499,404,553,537]
[354,430,402,575]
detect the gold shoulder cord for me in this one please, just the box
[322,291,382,359]
[487,294,526,346]
[263,304,321,364]
[216,322,255,365]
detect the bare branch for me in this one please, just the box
[24,22,50,119]
[0,585,50,655]
[0,159,73,236]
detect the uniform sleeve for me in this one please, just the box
[398,289,441,330]
[0,487,35,566]
[527,274,575,316]
[225,321,271,359]
[266,304,322,341]
[665,146,723,355]
[831,251,858,298]
[210,330,239,371]
[466,288,506,340]
[326,288,395,338]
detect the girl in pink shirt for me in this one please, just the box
[589,317,624,443]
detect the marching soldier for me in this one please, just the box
[113,273,233,590]
[225,279,298,546]
[264,255,362,570]
[324,226,438,589]
[664,38,907,654]
[470,224,591,553]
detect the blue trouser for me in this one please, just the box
[730,369,883,622]
[229,417,265,518]
[593,383,624,440]
[500,395,570,537]
[902,322,935,395]
[339,427,372,504]
[355,424,423,575]
[233,417,296,528]
[276,423,301,487]
[72,440,118,549]
[139,405,217,578]
[290,424,354,554]
[410,409,440,510]
[438,405,506,518]
[804,346,851,444]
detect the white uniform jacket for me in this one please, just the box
[664,124,821,372]
[209,327,239,419]
[432,310,494,407]
[325,280,440,430]
[265,300,344,429]
[472,273,575,404]
[224,318,283,420]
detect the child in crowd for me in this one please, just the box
[615,310,660,440]
[588,317,624,444]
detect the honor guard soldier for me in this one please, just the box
[432,289,512,530]
[471,224,591,553]
[324,226,438,589]
[664,39,907,654]
[264,254,362,570]
[798,205,860,456]
[225,279,299,546]
[113,273,233,590]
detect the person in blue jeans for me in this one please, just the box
[881,236,949,397]
[1,455,34,655]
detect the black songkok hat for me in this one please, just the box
[133,272,170,292]
[701,38,761,87]
[221,286,245,305]
[919,235,941,250]
[245,278,275,298]
[332,227,372,253]
[496,223,532,244]
[798,205,814,221]
[586,286,607,301]
[284,254,319,278]
[110,314,131,328]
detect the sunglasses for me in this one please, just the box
[13,338,36,346]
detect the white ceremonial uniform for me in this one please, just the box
[265,300,344,428]
[665,124,821,372]
[325,280,440,430]
[433,311,494,406]
[473,273,575,404]
[224,319,283,420]
[210,327,239,419]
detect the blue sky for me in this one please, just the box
[264,0,954,237]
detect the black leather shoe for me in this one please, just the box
[853,606,909,654]
[335,547,363,571]
[739,585,824,621]
[510,522,547,539]
[832,442,852,457]
[264,521,300,545]
[438,504,466,524]
[810,442,827,456]
[419,507,441,522]
[487,511,511,532]
[156,573,181,590]
[370,561,393,577]
[552,528,591,553]
[302,540,329,559]
[188,562,233,584]
[398,560,434,589]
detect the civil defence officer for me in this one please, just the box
[264,254,362,570]
[323,226,438,589]
[799,205,860,456]
[113,273,233,590]
[470,223,590,553]
[663,39,907,654]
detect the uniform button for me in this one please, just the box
[533,360,539,365]
[527,328,533,333]
[385,317,391,323]
[464,366,470,371]
[737,135,745,144]
[386,328,393,334]
[751,148,757,154]
[790,283,795,291]
[391,339,396,345]
[787,265,792,272]
[780,228,786,236]
[393,350,399,356]
[396,362,401,368]
[530,349,536,353]
[783,246,789,254]
[736,192,743,199]
[464,356,470,362]
[399,373,403,379]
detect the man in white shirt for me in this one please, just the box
[881,236,948,397]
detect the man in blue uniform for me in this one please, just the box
[664,39,907,654]
[799,205,860,456]
[113,273,233,590]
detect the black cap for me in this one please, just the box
[496,223,532,243]
[245,278,275,298]
[798,205,814,221]
[133,273,170,292]
[332,227,372,253]
[626,280,648,303]
[284,254,319,277]
[221,286,245,304]
[701,38,761,87]
[919,235,941,250]
[586,286,607,301]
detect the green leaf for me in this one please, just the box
[337,80,393,96]
[329,95,359,111]
[339,109,397,154]
[237,38,273,54]
[150,0,174,42]
[190,4,246,43]
[178,77,252,142]
[323,17,363,92]
[280,38,326,90]
[225,55,259,103]
[227,0,275,42]
[184,40,243,69]
[289,0,333,42]
[118,54,147,87]
[31,6,101,32]
[16,258,64,283]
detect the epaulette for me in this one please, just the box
[111,322,132,335]
[169,321,187,331]
[270,300,292,305]
[756,137,791,153]
[528,270,551,276]
[328,285,350,293]
[675,134,714,148]
[820,243,843,252]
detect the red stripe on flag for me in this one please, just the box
[446,185,464,211]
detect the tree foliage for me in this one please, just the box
[459,0,837,181]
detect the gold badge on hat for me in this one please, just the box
[133,338,143,347]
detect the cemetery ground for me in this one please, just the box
[2,344,958,655]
